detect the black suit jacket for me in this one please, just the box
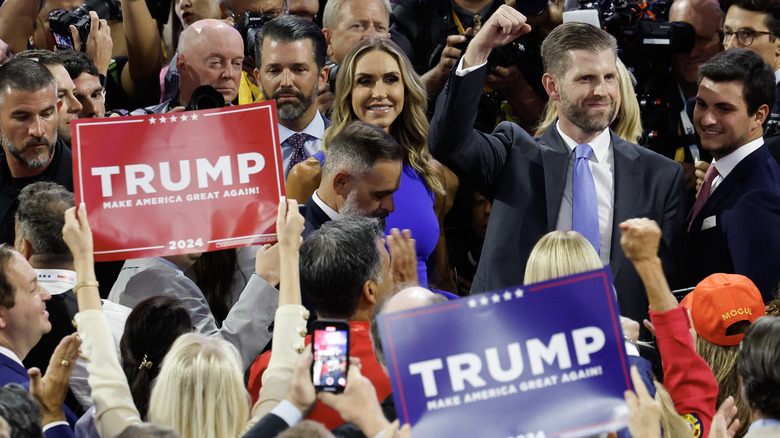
[429,65,687,331]
[303,195,332,237]
[687,145,780,300]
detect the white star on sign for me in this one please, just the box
[180,114,188,121]
[491,294,501,303]
[190,114,199,121]
[479,296,489,306]
[169,115,178,122]
[149,117,156,124]
[159,116,167,123]
[503,291,513,301]
[468,299,477,308]
[514,288,524,298]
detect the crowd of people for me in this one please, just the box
[0,0,777,437]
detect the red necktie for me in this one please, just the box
[689,163,719,230]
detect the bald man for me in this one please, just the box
[134,19,244,113]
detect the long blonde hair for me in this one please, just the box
[323,37,443,195]
[535,57,643,144]
[149,333,249,438]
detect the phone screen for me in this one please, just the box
[51,32,75,51]
[312,322,349,393]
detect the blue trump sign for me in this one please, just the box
[377,268,631,438]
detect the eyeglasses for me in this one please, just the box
[722,28,773,46]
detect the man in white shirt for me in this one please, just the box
[301,122,403,237]
[254,15,330,179]
[688,48,780,300]
[428,7,687,337]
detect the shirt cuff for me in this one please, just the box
[42,421,69,432]
[455,56,487,77]
[270,399,303,428]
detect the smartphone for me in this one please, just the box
[311,319,350,393]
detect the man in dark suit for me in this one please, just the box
[0,245,78,436]
[302,122,403,236]
[253,15,332,180]
[688,48,780,301]
[429,7,687,334]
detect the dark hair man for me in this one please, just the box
[59,50,106,119]
[428,8,687,339]
[0,58,73,245]
[254,15,329,180]
[736,315,780,437]
[723,0,780,113]
[15,50,83,146]
[247,217,394,429]
[302,121,404,236]
[688,48,780,300]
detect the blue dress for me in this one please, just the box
[384,164,439,286]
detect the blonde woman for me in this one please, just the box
[287,37,457,291]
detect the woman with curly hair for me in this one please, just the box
[287,37,456,291]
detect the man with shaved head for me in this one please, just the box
[134,19,244,113]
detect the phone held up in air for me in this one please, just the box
[311,319,350,393]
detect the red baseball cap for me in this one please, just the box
[680,273,766,346]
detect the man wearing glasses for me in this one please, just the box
[722,0,780,114]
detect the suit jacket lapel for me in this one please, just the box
[537,126,571,230]
[696,146,768,221]
[611,134,642,277]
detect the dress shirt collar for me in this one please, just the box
[775,68,780,85]
[555,121,612,163]
[36,269,77,295]
[312,190,340,221]
[0,347,23,368]
[711,137,764,180]
[279,111,325,143]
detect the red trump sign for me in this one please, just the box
[72,102,284,262]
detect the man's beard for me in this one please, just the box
[3,134,55,169]
[340,189,387,228]
[560,89,617,135]
[262,82,317,122]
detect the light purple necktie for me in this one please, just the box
[572,143,600,254]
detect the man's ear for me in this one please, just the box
[16,237,33,261]
[542,72,559,101]
[362,279,379,306]
[319,65,330,87]
[176,54,186,74]
[253,67,260,85]
[754,103,770,127]
[332,171,352,197]
[322,28,334,58]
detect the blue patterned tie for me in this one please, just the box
[287,133,309,173]
[572,143,600,254]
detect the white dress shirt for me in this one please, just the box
[554,123,615,265]
[709,137,764,193]
[279,111,326,180]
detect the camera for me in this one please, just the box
[49,0,122,51]
[235,12,267,59]
[186,85,226,112]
